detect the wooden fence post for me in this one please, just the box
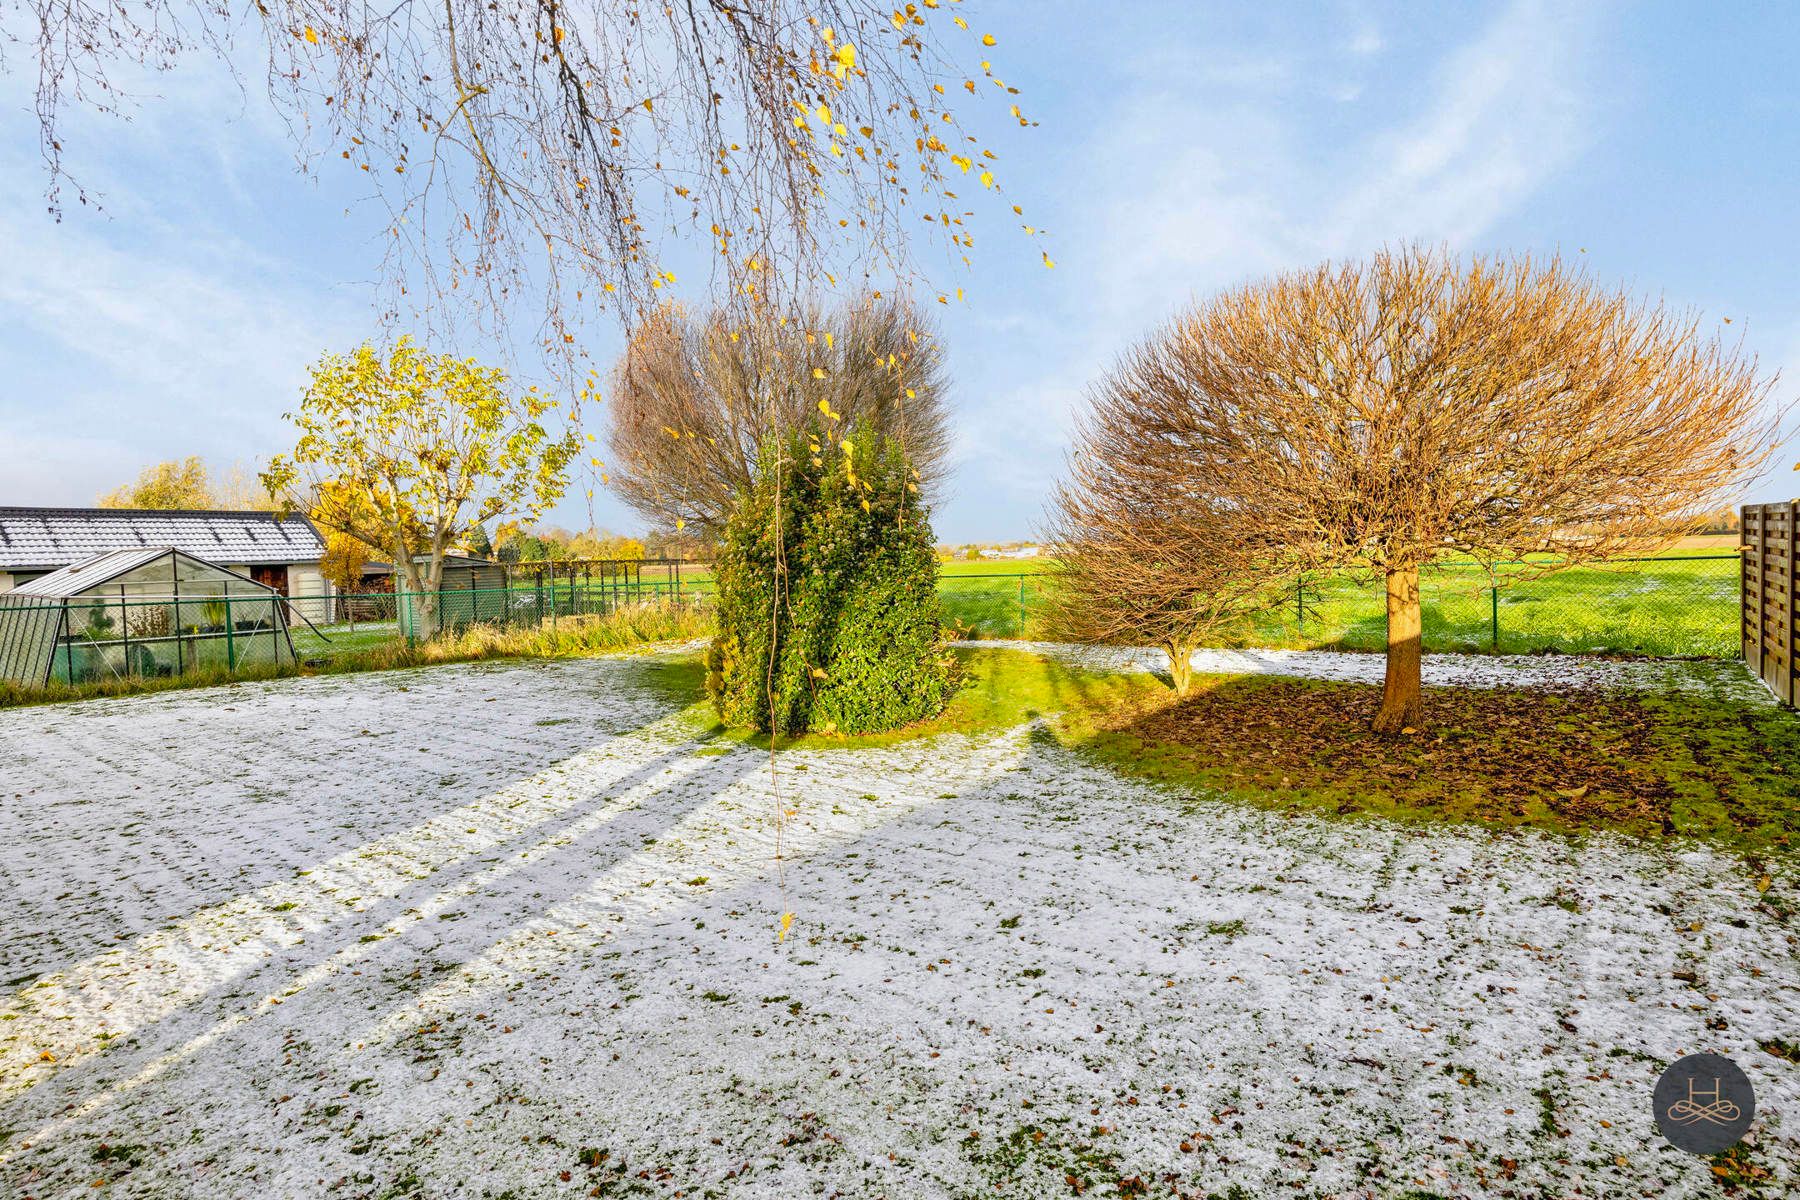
[1788,500,1799,705]
[1758,505,1770,680]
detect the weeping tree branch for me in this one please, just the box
[11,0,1044,383]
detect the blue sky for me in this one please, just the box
[2,0,1796,541]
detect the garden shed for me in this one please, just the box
[370,554,509,639]
[0,547,296,688]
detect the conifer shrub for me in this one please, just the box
[707,421,955,735]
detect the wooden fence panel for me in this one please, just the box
[1742,501,1798,705]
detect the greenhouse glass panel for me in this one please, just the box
[0,548,297,688]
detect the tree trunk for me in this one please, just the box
[1163,637,1194,698]
[398,552,439,641]
[1372,565,1423,734]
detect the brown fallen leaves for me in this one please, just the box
[1088,676,1678,831]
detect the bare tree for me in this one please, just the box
[605,293,950,535]
[1044,473,1288,696]
[11,1,1042,366]
[1076,247,1785,732]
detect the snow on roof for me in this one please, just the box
[0,507,324,571]
[8,547,277,599]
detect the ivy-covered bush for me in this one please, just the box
[707,420,955,735]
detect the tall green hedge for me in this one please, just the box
[707,421,955,735]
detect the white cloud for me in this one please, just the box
[937,0,1605,537]
[1325,0,1595,249]
[0,161,364,502]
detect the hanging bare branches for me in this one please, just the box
[1044,470,1289,698]
[15,0,1040,368]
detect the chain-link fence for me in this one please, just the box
[2,553,1742,693]
[938,555,1742,659]
[284,575,712,663]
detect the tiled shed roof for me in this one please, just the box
[0,508,325,571]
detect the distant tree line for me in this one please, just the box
[97,456,270,511]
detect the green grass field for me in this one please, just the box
[291,550,1742,664]
[290,620,404,660]
[941,555,1742,658]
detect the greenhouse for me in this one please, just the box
[0,547,296,688]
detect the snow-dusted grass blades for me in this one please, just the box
[1,649,1795,1197]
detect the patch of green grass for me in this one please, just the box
[90,1142,147,1167]
[697,646,1161,751]
[940,555,1740,656]
[0,603,711,709]
[310,604,712,675]
[0,660,298,709]
[290,620,401,658]
[1708,1144,1777,1193]
[669,643,1798,853]
[959,1117,1150,1197]
[1759,1038,1800,1064]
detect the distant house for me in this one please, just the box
[357,553,506,592]
[0,508,330,605]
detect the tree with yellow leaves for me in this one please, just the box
[97,457,219,510]
[262,338,580,636]
[20,1,1041,376]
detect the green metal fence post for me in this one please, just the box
[1490,583,1499,650]
[225,594,236,668]
[1018,577,1026,637]
[172,574,185,676]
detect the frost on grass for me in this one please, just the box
[996,639,1779,707]
[1,653,1796,1198]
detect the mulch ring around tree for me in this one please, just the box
[1081,674,1680,832]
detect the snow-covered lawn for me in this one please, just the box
[1,650,1796,1198]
